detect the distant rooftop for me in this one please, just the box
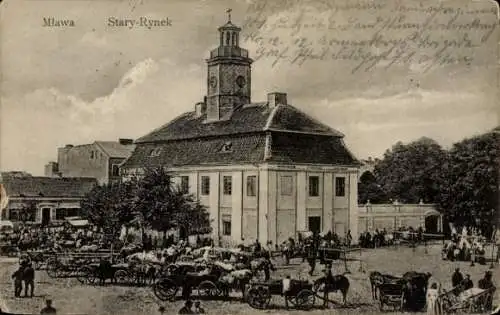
[0,173,97,198]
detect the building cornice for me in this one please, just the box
[163,163,359,173]
[8,196,84,201]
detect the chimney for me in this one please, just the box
[119,138,134,145]
[195,100,207,118]
[267,92,287,108]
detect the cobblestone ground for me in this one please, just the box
[0,245,498,315]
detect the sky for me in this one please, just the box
[0,0,498,175]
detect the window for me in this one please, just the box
[90,151,94,159]
[308,176,319,197]
[246,175,257,197]
[222,216,231,236]
[223,176,232,195]
[111,164,120,177]
[56,208,66,220]
[280,176,293,196]
[180,176,189,194]
[335,177,346,197]
[201,176,210,195]
[150,148,162,157]
[220,141,232,153]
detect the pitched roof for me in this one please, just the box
[95,141,136,158]
[268,133,359,165]
[122,134,267,169]
[136,103,344,143]
[0,173,97,198]
[122,132,359,169]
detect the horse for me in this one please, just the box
[314,272,350,304]
[96,259,116,286]
[250,257,275,281]
[219,269,253,298]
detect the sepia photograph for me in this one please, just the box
[0,0,499,314]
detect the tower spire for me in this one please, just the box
[226,8,232,23]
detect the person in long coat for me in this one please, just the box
[426,282,442,315]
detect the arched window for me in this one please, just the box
[232,32,236,45]
[226,32,230,46]
[235,33,239,46]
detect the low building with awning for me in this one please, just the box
[0,172,97,226]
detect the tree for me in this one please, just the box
[81,182,134,236]
[170,192,212,238]
[437,131,499,236]
[358,171,389,204]
[132,167,175,236]
[133,167,211,240]
[374,137,448,204]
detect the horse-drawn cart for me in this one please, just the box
[378,282,405,311]
[77,262,130,285]
[153,263,225,301]
[245,279,316,310]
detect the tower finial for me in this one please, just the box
[226,8,232,22]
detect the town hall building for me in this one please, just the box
[121,14,361,246]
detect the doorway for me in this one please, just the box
[425,215,439,234]
[308,216,321,234]
[42,208,51,226]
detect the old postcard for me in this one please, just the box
[0,0,499,314]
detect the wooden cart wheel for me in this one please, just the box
[295,289,316,310]
[114,270,129,285]
[77,266,93,284]
[46,262,59,278]
[198,280,219,298]
[153,278,178,302]
[246,285,271,310]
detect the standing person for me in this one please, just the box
[40,299,57,314]
[346,230,352,248]
[451,268,463,295]
[12,265,23,298]
[193,301,205,314]
[322,264,334,308]
[462,274,473,290]
[307,240,317,276]
[283,275,292,309]
[23,262,35,297]
[426,283,441,315]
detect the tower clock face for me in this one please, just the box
[209,76,217,88]
[236,75,246,88]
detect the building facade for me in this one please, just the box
[358,202,444,234]
[121,16,360,246]
[46,139,135,185]
[0,172,97,225]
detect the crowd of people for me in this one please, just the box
[358,226,425,248]
[442,227,488,265]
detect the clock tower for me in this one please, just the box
[206,10,253,122]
